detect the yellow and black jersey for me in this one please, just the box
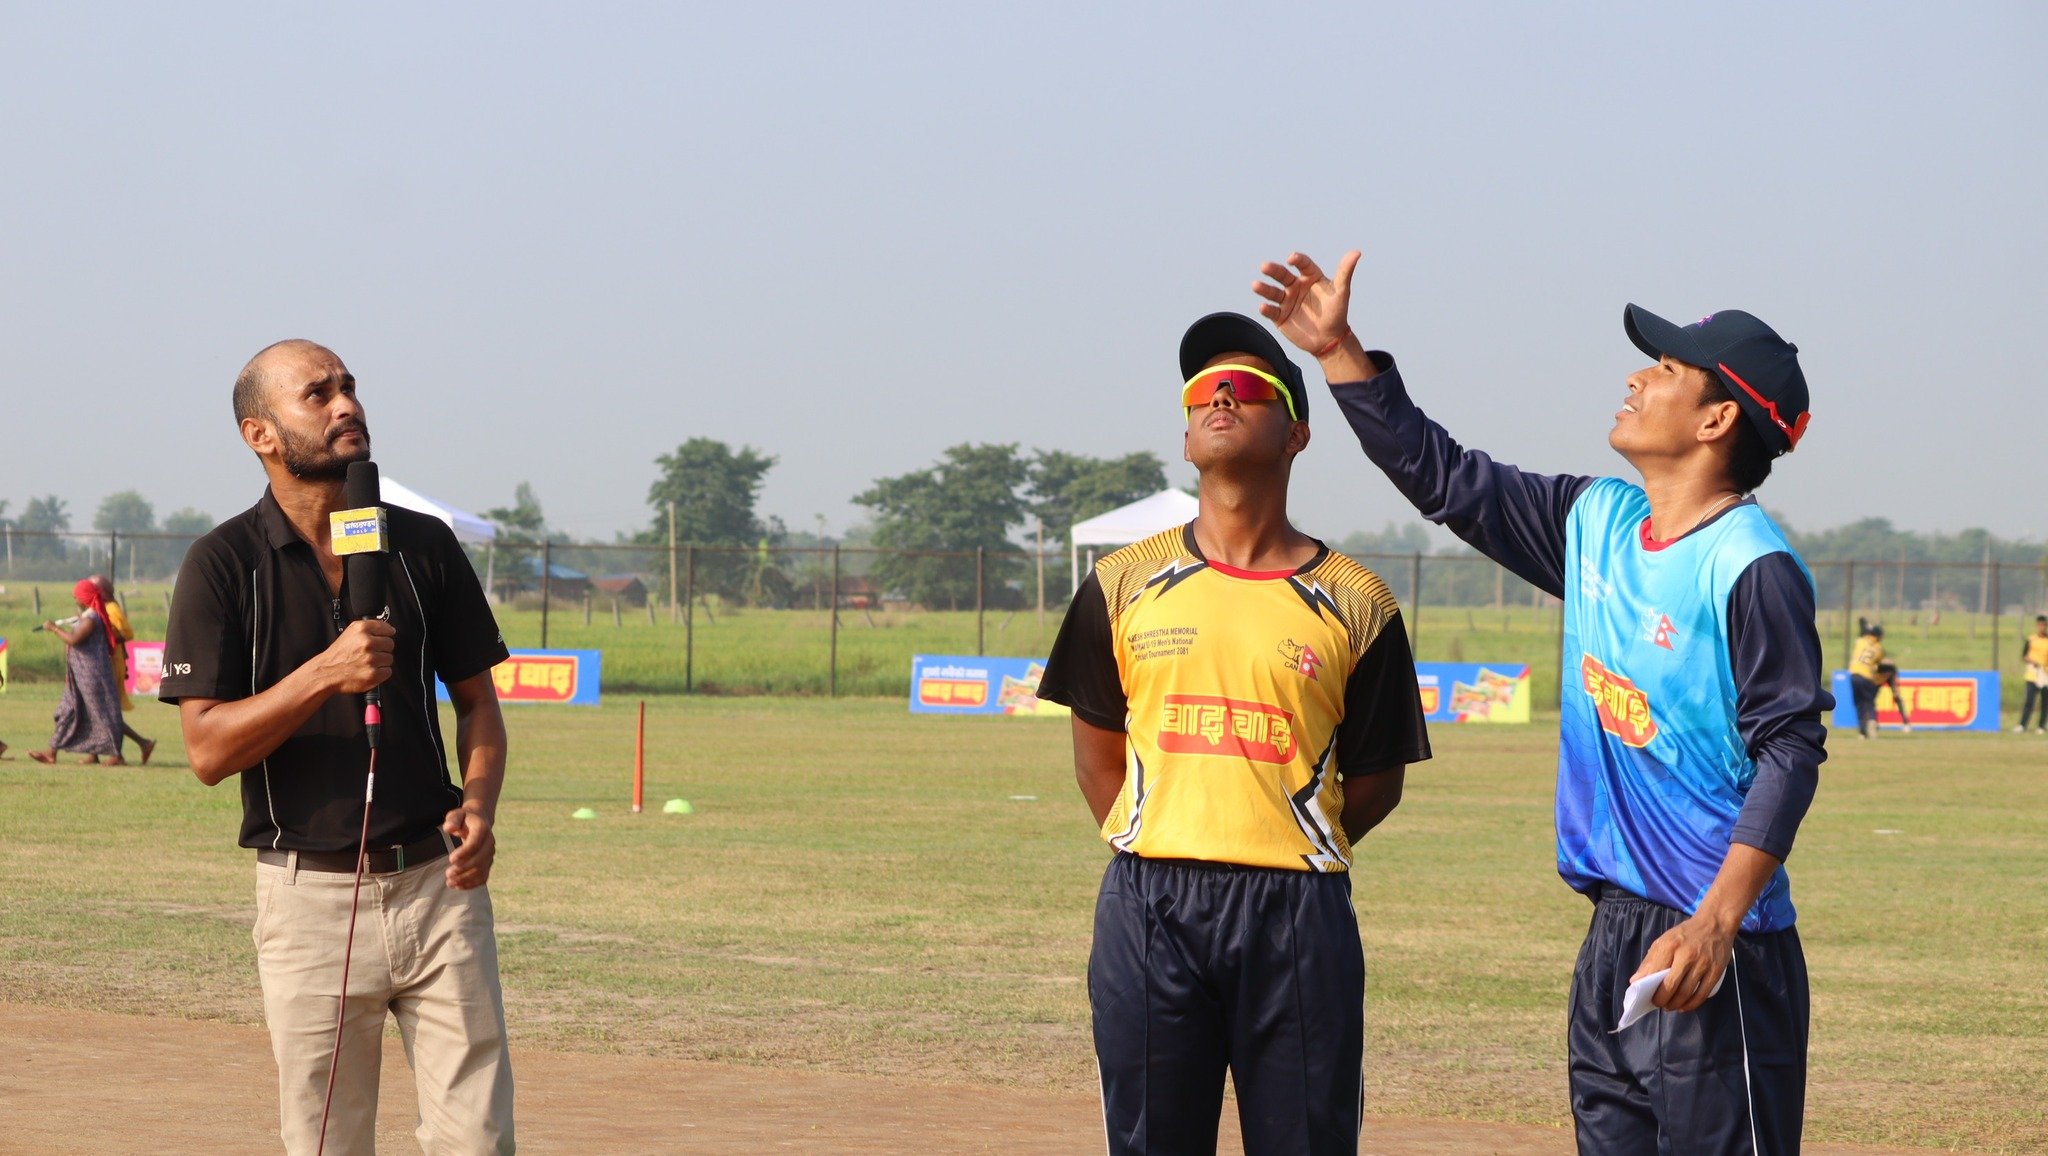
[1848,635,1885,681]
[1038,524,1431,872]
[2024,634,2048,669]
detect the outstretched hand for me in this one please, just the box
[1253,251,1361,356]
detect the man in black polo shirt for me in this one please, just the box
[162,339,515,1154]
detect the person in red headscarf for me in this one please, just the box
[27,578,126,765]
[90,574,157,763]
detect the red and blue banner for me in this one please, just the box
[1830,670,2000,732]
[909,655,1070,716]
[1416,662,1532,723]
[437,648,603,706]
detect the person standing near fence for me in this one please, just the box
[1037,311,1430,1154]
[161,339,515,1154]
[2017,615,2048,733]
[89,573,157,764]
[1254,249,1830,1154]
[28,578,126,766]
[1847,620,1889,738]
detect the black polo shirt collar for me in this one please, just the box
[255,487,311,552]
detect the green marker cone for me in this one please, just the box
[662,798,694,815]
[571,807,598,820]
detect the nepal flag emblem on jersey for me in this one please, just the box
[1580,654,1659,747]
[1641,609,1678,650]
[1278,638,1322,680]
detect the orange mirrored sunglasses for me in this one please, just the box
[1181,364,1299,421]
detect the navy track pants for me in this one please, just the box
[1089,852,1364,1156]
[1569,885,1809,1155]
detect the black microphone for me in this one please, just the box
[339,460,389,749]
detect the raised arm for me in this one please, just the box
[1253,250,1592,596]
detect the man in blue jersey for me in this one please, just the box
[1251,250,1830,1154]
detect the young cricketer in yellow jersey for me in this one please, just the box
[1038,312,1430,1155]
[2019,616,2048,732]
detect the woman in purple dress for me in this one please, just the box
[28,578,124,766]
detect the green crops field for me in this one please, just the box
[3,579,2042,713]
[0,687,2043,1152]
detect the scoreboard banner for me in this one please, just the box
[908,655,1071,717]
[125,641,166,697]
[437,648,603,706]
[1416,662,1532,724]
[1830,670,1999,732]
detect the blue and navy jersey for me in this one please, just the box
[1330,356,1832,933]
[1560,480,1805,929]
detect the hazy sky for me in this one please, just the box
[3,3,2042,547]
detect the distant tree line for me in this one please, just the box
[1330,512,2048,614]
[0,492,213,580]
[14,472,2044,616]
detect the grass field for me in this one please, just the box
[0,687,2042,1151]
[4,578,2043,711]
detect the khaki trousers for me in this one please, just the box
[255,855,516,1155]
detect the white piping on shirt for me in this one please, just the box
[252,568,281,850]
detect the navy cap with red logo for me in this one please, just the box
[1624,304,1811,457]
[1180,311,1309,422]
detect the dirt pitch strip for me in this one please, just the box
[0,1004,1947,1155]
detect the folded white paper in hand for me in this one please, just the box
[1614,967,1727,1033]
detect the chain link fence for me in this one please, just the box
[3,529,2044,709]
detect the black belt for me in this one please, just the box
[257,832,453,875]
[1593,882,1650,904]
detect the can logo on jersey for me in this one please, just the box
[1277,638,1322,680]
[1580,654,1659,747]
[1158,694,1297,763]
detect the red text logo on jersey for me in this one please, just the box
[1158,694,1297,763]
[1277,638,1322,680]
[1580,655,1658,747]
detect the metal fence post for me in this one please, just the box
[1990,562,2002,673]
[1035,519,1046,626]
[829,545,841,697]
[536,541,552,651]
[976,546,986,657]
[1841,560,1855,671]
[1408,552,1423,650]
[684,545,696,693]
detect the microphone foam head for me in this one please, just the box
[344,460,381,509]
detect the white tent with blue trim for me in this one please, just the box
[1069,488,1200,592]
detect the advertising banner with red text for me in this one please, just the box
[437,648,603,706]
[908,655,1070,717]
[1829,670,1999,731]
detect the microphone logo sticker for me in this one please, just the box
[329,507,389,556]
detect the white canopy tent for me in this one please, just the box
[382,478,498,543]
[382,477,501,595]
[1069,488,1200,591]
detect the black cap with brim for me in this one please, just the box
[1624,303,1811,457]
[1179,311,1308,422]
